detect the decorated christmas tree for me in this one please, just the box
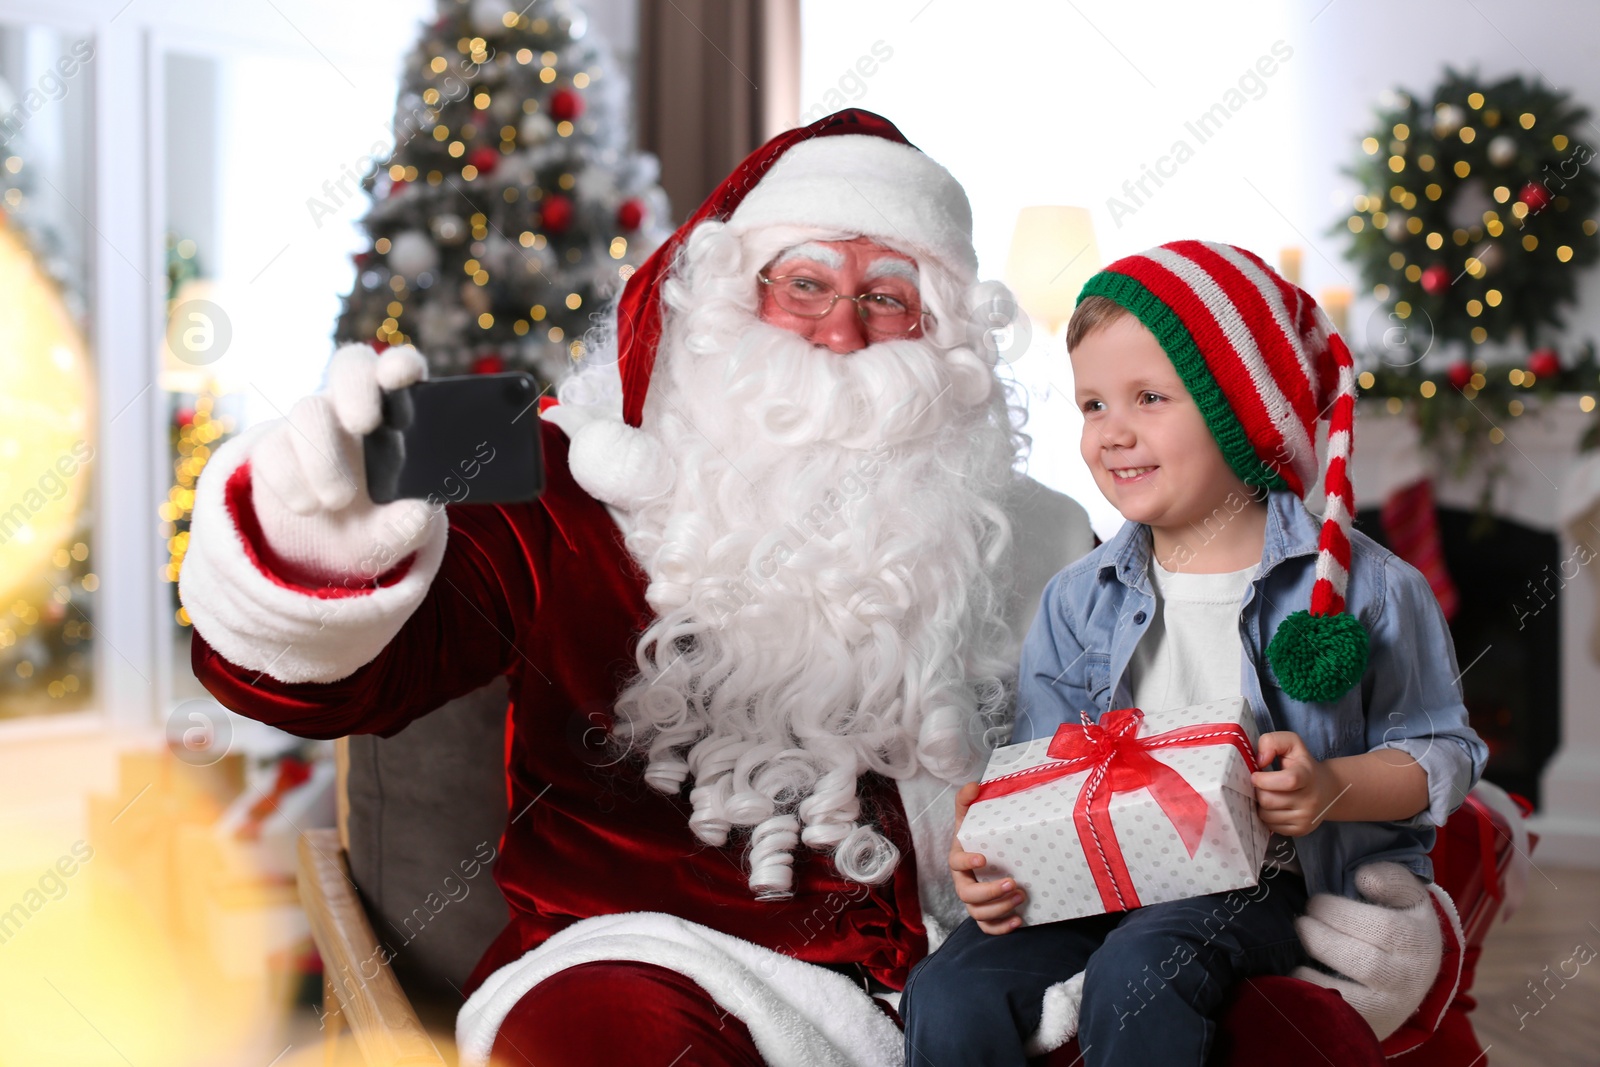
[335,0,671,385]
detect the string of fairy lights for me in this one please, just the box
[160,233,231,629]
[163,396,231,628]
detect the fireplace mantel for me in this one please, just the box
[1353,396,1600,867]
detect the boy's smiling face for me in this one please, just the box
[1071,313,1259,555]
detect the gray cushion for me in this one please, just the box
[345,675,511,1035]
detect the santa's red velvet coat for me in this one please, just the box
[192,419,932,996]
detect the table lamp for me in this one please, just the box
[1004,206,1101,334]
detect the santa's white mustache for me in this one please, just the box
[688,317,996,452]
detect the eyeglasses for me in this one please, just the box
[757,271,932,339]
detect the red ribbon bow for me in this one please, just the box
[975,707,1259,913]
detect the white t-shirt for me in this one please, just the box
[1128,558,1260,714]
[1128,556,1300,873]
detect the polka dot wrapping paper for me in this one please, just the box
[960,697,1269,926]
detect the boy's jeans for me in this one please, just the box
[902,868,1310,1067]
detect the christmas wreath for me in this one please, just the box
[1335,70,1600,480]
[1339,68,1599,353]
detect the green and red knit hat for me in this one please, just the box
[1079,239,1368,703]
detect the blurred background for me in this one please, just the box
[0,0,1597,1063]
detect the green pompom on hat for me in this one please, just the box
[1265,610,1370,704]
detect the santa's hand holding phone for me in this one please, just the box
[248,343,444,583]
[179,341,453,685]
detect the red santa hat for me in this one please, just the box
[561,110,976,511]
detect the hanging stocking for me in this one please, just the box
[1381,479,1461,623]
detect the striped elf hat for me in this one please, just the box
[1079,239,1368,703]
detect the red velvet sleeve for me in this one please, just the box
[191,481,541,741]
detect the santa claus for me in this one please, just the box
[180,111,1455,1066]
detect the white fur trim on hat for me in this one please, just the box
[726,135,977,280]
[565,415,675,511]
[178,425,449,685]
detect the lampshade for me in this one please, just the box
[1004,206,1101,332]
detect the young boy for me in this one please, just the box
[901,240,1487,1065]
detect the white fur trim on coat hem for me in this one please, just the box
[455,912,903,1067]
[178,425,449,685]
[1026,971,1085,1056]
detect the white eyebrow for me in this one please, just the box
[864,257,919,284]
[771,242,844,269]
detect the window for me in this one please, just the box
[156,8,433,713]
[0,22,97,720]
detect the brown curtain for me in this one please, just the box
[637,0,801,221]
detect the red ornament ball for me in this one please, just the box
[1519,182,1553,211]
[549,88,584,122]
[472,354,507,375]
[1446,360,1473,390]
[387,178,409,198]
[1528,348,1562,379]
[1420,264,1452,295]
[616,197,646,231]
[468,147,501,175]
[371,340,392,354]
[541,194,574,234]
[176,408,195,427]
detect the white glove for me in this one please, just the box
[250,343,440,583]
[1293,861,1442,1040]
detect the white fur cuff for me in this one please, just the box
[179,426,449,685]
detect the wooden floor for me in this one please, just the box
[1468,865,1600,1066]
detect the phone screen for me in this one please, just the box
[364,372,545,505]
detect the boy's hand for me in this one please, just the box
[948,781,1027,934]
[1252,731,1339,836]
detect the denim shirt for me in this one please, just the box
[1012,489,1488,900]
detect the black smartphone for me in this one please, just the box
[364,372,545,505]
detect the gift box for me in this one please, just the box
[960,697,1269,925]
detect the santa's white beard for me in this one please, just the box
[602,235,1023,899]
